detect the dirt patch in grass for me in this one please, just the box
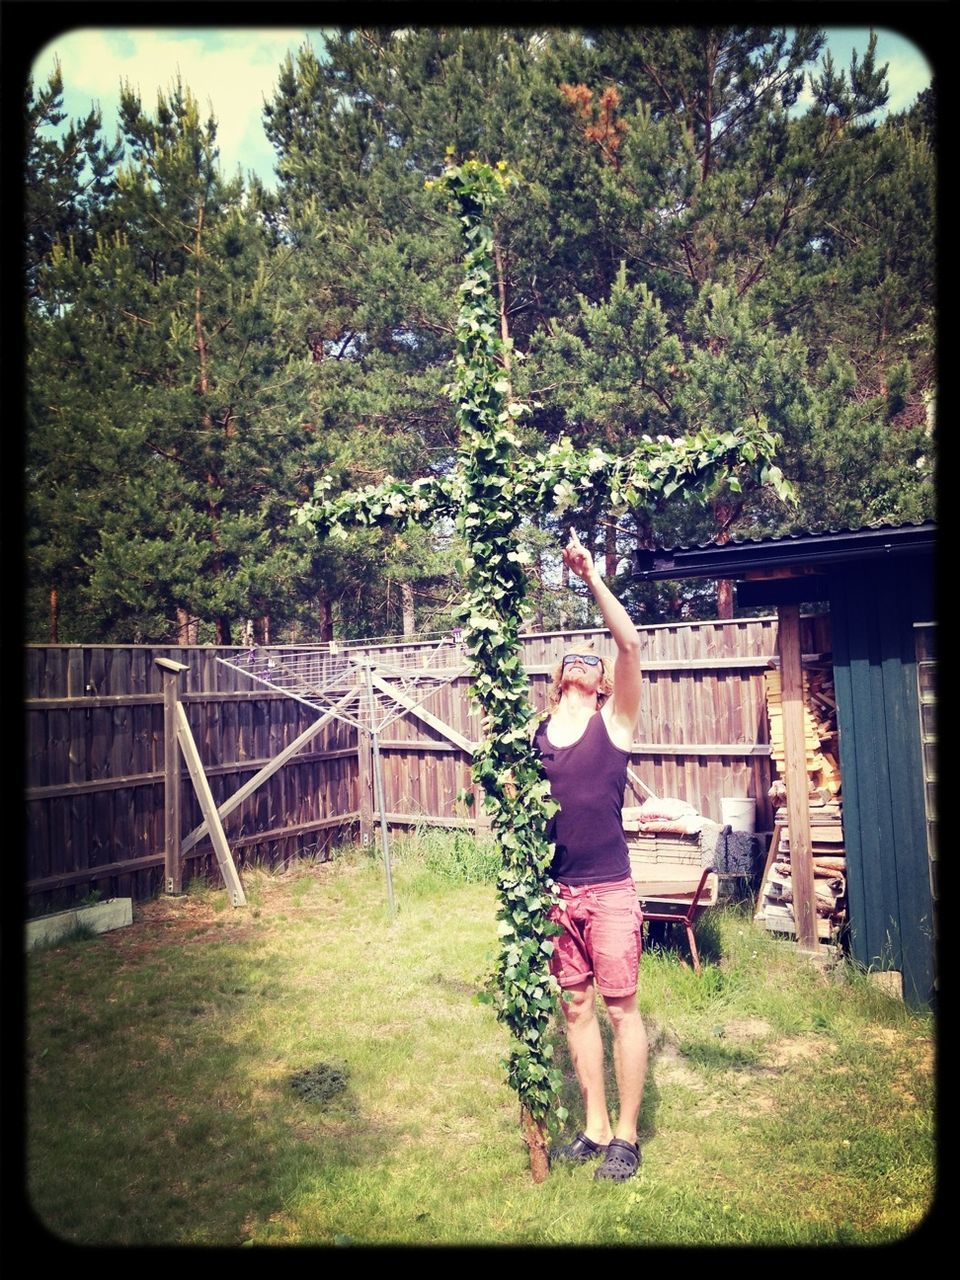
[723,1017,773,1041]
[768,1036,828,1067]
[100,874,319,956]
[655,1040,711,1089]
[652,1025,829,1121]
[100,895,240,955]
[862,1025,934,1072]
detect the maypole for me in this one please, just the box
[297,158,793,1180]
[433,159,563,1180]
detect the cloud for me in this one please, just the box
[878,41,932,112]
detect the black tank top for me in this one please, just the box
[534,711,630,884]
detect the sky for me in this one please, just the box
[30,25,934,189]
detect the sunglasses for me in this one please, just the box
[561,653,603,668]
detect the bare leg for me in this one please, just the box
[560,979,613,1145]
[602,992,648,1146]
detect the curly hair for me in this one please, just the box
[547,642,615,710]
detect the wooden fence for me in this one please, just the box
[24,613,831,913]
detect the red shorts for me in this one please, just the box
[548,878,644,998]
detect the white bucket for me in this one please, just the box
[720,797,756,834]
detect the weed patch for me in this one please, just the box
[289,1062,350,1105]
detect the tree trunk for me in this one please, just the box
[712,495,742,620]
[256,614,271,645]
[320,597,334,642]
[605,520,618,579]
[494,242,512,372]
[242,618,254,646]
[401,581,415,636]
[194,201,209,396]
[49,587,59,643]
[521,1105,550,1183]
[176,607,199,645]
[701,35,716,183]
[194,198,235,649]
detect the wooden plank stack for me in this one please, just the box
[756,663,846,940]
[626,826,722,903]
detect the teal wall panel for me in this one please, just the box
[830,554,935,1004]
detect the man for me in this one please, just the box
[533,529,646,1181]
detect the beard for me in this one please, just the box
[561,666,599,695]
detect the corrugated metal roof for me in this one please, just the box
[631,520,936,581]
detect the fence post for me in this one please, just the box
[156,657,190,895]
[777,605,819,951]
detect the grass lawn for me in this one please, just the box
[26,836,935,1247]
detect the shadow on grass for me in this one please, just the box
[550,1003,665,1150]
[27,933,405,1246]
[643,911,724,969]
[678,1038,763,1070]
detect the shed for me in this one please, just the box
[632,522,937,1006]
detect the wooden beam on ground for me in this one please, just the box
[175,702,246,907]
[777,605,819,951]
[180,688,357,855]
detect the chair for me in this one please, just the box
[636,864,719,975]
[622,780,721,974]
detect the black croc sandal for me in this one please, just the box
[550,1131,607,1164]
[594,1138,641,1181]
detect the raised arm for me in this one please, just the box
[562,529,642,745]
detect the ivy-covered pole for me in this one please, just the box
[296,159,794,1182]
[432,159,564,1181]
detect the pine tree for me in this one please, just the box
[26,77,327,642]
[260,26,934,625]
[24,63,122,301]
[25,67,123,640]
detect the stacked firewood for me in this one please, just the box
[763,663,841,796]
[757,663,846,940]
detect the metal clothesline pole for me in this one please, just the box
[362,659,396,917]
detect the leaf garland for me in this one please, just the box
[296,159,794,1176]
